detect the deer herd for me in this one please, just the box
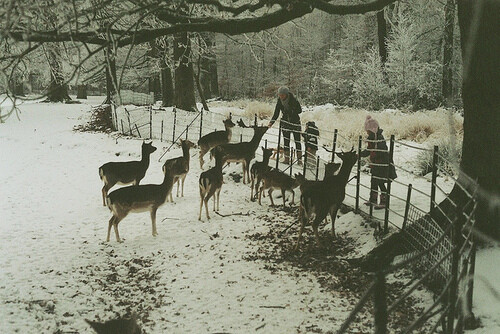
[99,117,358,250]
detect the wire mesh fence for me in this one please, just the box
[107,102,479,333]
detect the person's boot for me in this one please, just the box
[364,191,378,206]
[375,194,387,210]
[283,149,290,164]
[297,150,303,166]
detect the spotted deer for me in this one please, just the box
[259,169,301,207]
[210,119,268,184]
[99,141,157,206]
[199,149,224,221]
[296,150,358,249]
[250,147,273,201]
[105,160,176,242]
[198,118,235,168]
[162,139,196,202]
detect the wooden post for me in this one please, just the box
[126,109,132,135]
[172,107,177,142]
[447,206,464,334]
[186,125,189,140]
[134,124,141,137]
[303,150,308,178]
[276,122,282,169]
[465,240,477,328]
[160,120,164,142]
[355,135,362,213]
[254,113,257,126]
[383,135,395,234]
[374,271,388,334]
[240,133,243,143]
[402,184,413,230]
[149,105,153,139]
[290,149,293,176]
[265,139,268,149]
[331,129,338,162]
[315,156,320,181]
[199,107,204,140]
[430,145,439,212]
[113,104,118,130]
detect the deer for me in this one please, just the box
[199,149,224,221]
[198,117,235,169]
[99,141,157,206]
[105,160,176,242]
[210,119,268,184]
[295,150,358,250]
[259,169,301,207]
[295,161,341,193]
[250,147,273,201]
[162,139,196,202]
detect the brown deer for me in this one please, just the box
[295,161,341,193]
[199,149,224,221]
[105,160,176,242]
[259,169,301,207]
[198,118,235,169]
[99,141,157,206]
[295,150,358,249]
[210,119,268,184]
[250,147,273,201]
[162,139,196,202]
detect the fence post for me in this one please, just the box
[149,105,153,139]
[265,139,268,149]
[355,135,362,213]
[199,107,204,140]
[134,124,141,137]
[112,104,118,130]
[331,129,338,162]
[126,109,132,135]
[290,149,294,176]
[430,145,439,212]
[402,184,413,230]
[315,156,320,181]
[186,125,189,140]
[447,206,464,334]
[276,122,282,169]
[303,150,308,178]
[464,239,477,329]
[383,135,395,234]
[172,107,177,142]
[374,270,388,334]
[160,120,164,142]
[240,133,243,143]
[121,119,124,134]
[254,113,257,126]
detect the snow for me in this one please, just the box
[0,98,498,333]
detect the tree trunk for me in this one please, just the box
[199,32,219,99]
[376,10,389,68]
[161,66,174,107]
[46,44,70,102]
[173,32,197,111]
[442,0,456,106]
[454,0,500,238]
[104,47,117,105]
[148,75,161,102]
[195,36,210,111]
[77,84,87,99]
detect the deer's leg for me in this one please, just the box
[258,186,263,205]
[113,217,123,243]
[102,185,108,206]
[107,216,115,242]
[312,219,322,246]
[216,188,221,211]
[329,205,340,238]
[245,160,251,185]
[290,190,295,205]
[199,148,206,169]
[151,207,158,236]
[199,188,204,221]
[281,189,286,207]
[176,179,180,197]
[181,175,186,197]
[268,188,275,206]
[204,198,210,219]
[250,176,255,201]
[241,161,247,184]
[295,207,306,250]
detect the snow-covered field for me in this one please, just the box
[0,98,498,333]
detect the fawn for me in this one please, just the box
[210,119,268,184]
[99,141,157,206]
[162,139,196,202]
[198,118,235,168]
[259,169,300,207]
[296,150,358,249]
[199,149,224,220]
[250,147,273,201]
[295,161,341,193]
[105,160,176,242]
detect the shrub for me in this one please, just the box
[416,139,461,176]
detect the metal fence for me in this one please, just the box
[108,103,480,333]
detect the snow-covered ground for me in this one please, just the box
[0,98,498,333]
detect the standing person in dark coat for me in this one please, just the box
[267,86,303,165]
[360,115,397,209]
[303,121,319,168]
